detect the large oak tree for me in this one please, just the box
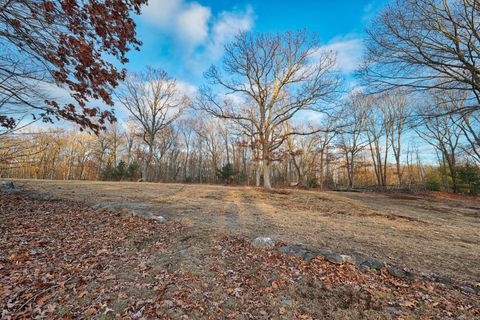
[198,30,340,190]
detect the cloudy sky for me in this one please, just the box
[126,0,387,88]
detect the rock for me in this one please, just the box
[278,245,322,262]
[252,237,275,248]
[143,211,154,218]
[303,252,321,262]
[359,259,385,272]
[388,267,406,278]
[280,298,293,306]
[279,245,307,257]
[153,215,167,224]
[29,193,53,201]
[325,253,354,265]
[433,275,453,286]
[459,285,475,294]
[387,266,416,279]
[0,180,15,190]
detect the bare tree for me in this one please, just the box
[383,91,411,185]
[198,30,340,189]
[117,69,188,181]
[361,0,480,113]
[337,94,368,189]
[416,91,464,192]
[364,94,391,188]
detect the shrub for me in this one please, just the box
[102,161,139,181]
[424,169,442,191]
[457,163,480,195]
[216,163,236,184]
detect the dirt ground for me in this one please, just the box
[12,179,480,282]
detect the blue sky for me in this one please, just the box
[126,0,387,88]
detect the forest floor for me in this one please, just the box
[1,180,479,318]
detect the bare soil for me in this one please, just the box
[12,179,480,282]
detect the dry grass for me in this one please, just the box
[13,179,480,281]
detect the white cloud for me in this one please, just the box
[141,0,182,28]
[176,3,211,46]
[176,79,198,97]
[141,1,254,74]
[141,0,211,48]
[321,36,364,74]
[184,6,254,77]
[206,7,254,58]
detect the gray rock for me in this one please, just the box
[459,285,475,294]
[252,237,275,248]
[303,252,321,262]
[279,245,307,257]
[0,180,15,190]
[143,211,154,218]
[359,259,385,272]
[29,193,53,201]
[280,298,293,306]
[325,253,354,265]
[153,215,167,224]
[387,267,416,279]
[433,275,453,286]
[388,267,405,278]
[278,246,321,262]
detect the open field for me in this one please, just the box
[1,186,479,319]
[12,179,480,282]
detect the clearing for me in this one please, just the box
[11,179,480,281]
[1,180,479,319]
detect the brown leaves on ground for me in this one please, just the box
[1,192,479,319]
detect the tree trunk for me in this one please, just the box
[255,161,261,187]
[263,159,272,190]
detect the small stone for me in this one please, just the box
[433,275,453,286]
[459,285,475,294]
[177,249,189,255]
[0,180,15,190]
[280,298,293,306]
[359,259,385,272]
[143,211,154,218]
[132,310,143,318]
[325,253,354,265]
[29,194,53,201]
[303,252,321,262]
[279,245,307,257]
[388,266,407,279]
[252,237,275,248]
[386,306,400,315]
[153,216,167,224]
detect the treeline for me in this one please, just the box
[1,98,479,194]
[1,0,480,194]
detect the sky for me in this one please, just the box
[126,0,388,88]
